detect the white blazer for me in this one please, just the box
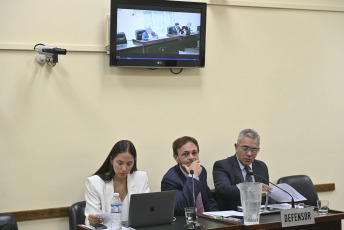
[84,171,150,225]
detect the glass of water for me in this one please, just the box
[317,200,329,215]
[185,207,197,224]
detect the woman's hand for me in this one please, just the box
[88,214,103,226]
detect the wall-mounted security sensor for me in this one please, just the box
[34,43,67,67]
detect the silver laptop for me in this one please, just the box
[125,190,176,228]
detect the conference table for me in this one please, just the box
[77,209,344,230]
[116,33,200,56]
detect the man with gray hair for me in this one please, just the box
[212,129,272,210]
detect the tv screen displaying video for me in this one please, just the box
[110,0,207,68]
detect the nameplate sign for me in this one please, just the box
[280,208,314,228]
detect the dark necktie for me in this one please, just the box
[196,193,205,213]
[245,166,253,182]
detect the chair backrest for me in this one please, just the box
[277,175,319,206]
[116,32,127,45]
[135,29,146,40]
[210,188,228,211]
[0,214,18,230]
[167,26,174,34]
[68,201,86,230]
[182,26,191,36]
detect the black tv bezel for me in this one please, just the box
[109,0,207,68]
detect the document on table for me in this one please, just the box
[203,210,243,218]
[236,203,292,213]
[80,224,134,230]
[267,203,292,210]
[204,204,294,217]
[268,183,307,202]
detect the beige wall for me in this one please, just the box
[1,0,344,229]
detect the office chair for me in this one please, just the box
[69,201,86,230]
[0,214,18,230]
[277,175,319,206]
[116,32,127,45]
[135,29,146,40]
[210,188,228,211]
[167,26,174,34]
[210,188,217,201]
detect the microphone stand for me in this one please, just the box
[184,170,204,230]
[247,171,295,208]
[192,170,196,212]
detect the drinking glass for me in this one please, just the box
[317,200,329,215]
[185,207,197,224]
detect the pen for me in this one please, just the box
[214,216,244,224]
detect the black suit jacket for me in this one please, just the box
[213,154,270,210]
[171,26,182,35]
[161,164,218,216]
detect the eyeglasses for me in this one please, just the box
[237,144,260,154]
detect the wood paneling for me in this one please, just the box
[314,183,335,192]
[7,207,69,221]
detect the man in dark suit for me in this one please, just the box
[142,27,157,40]
[171,22,182,35]
[161,136,218,216]
[213,129,272,211]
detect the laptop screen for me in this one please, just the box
[127,190,176,228]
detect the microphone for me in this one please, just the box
[247,171,295,208]
[184,169,204,230]
[190,170,196,208]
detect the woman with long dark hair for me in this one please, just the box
[84,140,149,227]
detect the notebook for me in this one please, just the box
[124,190,176,228]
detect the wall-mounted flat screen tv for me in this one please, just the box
[110,0,207,68]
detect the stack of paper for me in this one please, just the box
[268,183,307,203]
